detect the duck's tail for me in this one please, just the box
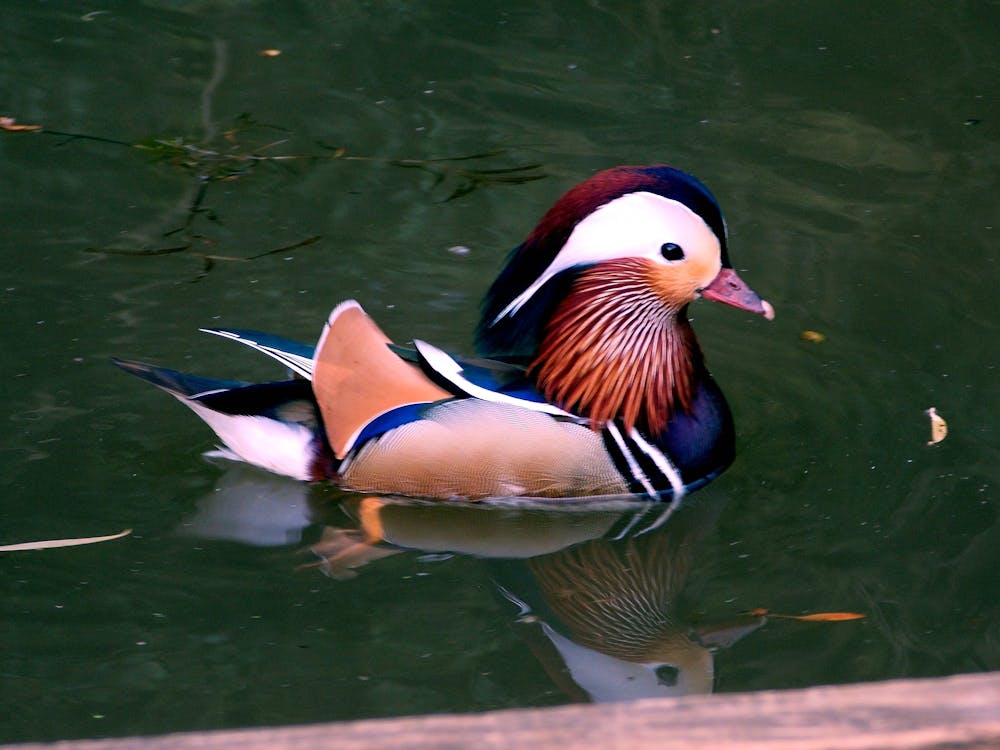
[113,358,327,481]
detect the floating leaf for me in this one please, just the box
[743,608,864,622]
[926,406,947,445]
[0,116,42,132]
[800,330,826,343]
[259,49,282,57]
[0,528,132,552]
[789,612,866,622]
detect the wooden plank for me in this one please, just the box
[6,671,1000,750]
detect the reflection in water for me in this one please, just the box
[508,534,718,699]
[182,466,764,701]
[179,462,313,547]
[489,502,764,701]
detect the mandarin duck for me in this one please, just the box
[115,165,773,502]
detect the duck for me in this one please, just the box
[115,164,774,503]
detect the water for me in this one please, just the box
[2,0,998,742]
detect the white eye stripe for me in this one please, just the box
[491,192,720,324]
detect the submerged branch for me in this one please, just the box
[4,32,546,276]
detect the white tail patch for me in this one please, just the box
[182,399,315,481]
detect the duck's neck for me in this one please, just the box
[530,260,702,436]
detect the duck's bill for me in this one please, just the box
[700,268,775,320]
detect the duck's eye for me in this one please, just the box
[660,242,685,261]
[654,665,679,686]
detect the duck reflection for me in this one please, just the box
[181,466,764,701]
[498,531,714,699]
[179,463,313,546]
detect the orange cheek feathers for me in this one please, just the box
[643,256,722,309]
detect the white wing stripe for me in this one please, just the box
[627,428,687,500]
[200,329,315,379]
[605,422,657,497]
[412,340,577,419]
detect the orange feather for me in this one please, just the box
[531,259,701,435]
[312,303,453,458]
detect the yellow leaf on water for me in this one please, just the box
[259,49,282,57]
[926,406,947,445]
[800,330,826,343]
[0,528,132,552]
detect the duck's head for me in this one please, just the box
[476,164,773,433]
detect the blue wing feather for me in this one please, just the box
[113,358,318,425]
[351,402,432,447]
[112,358,247,397]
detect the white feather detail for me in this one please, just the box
[200,329,316,380]
[315,299,365,358]
[492,192,719,323]
[627,428,686,500]
[605,422,656,497]
[183,399,315,481]
[411,339,577,418]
